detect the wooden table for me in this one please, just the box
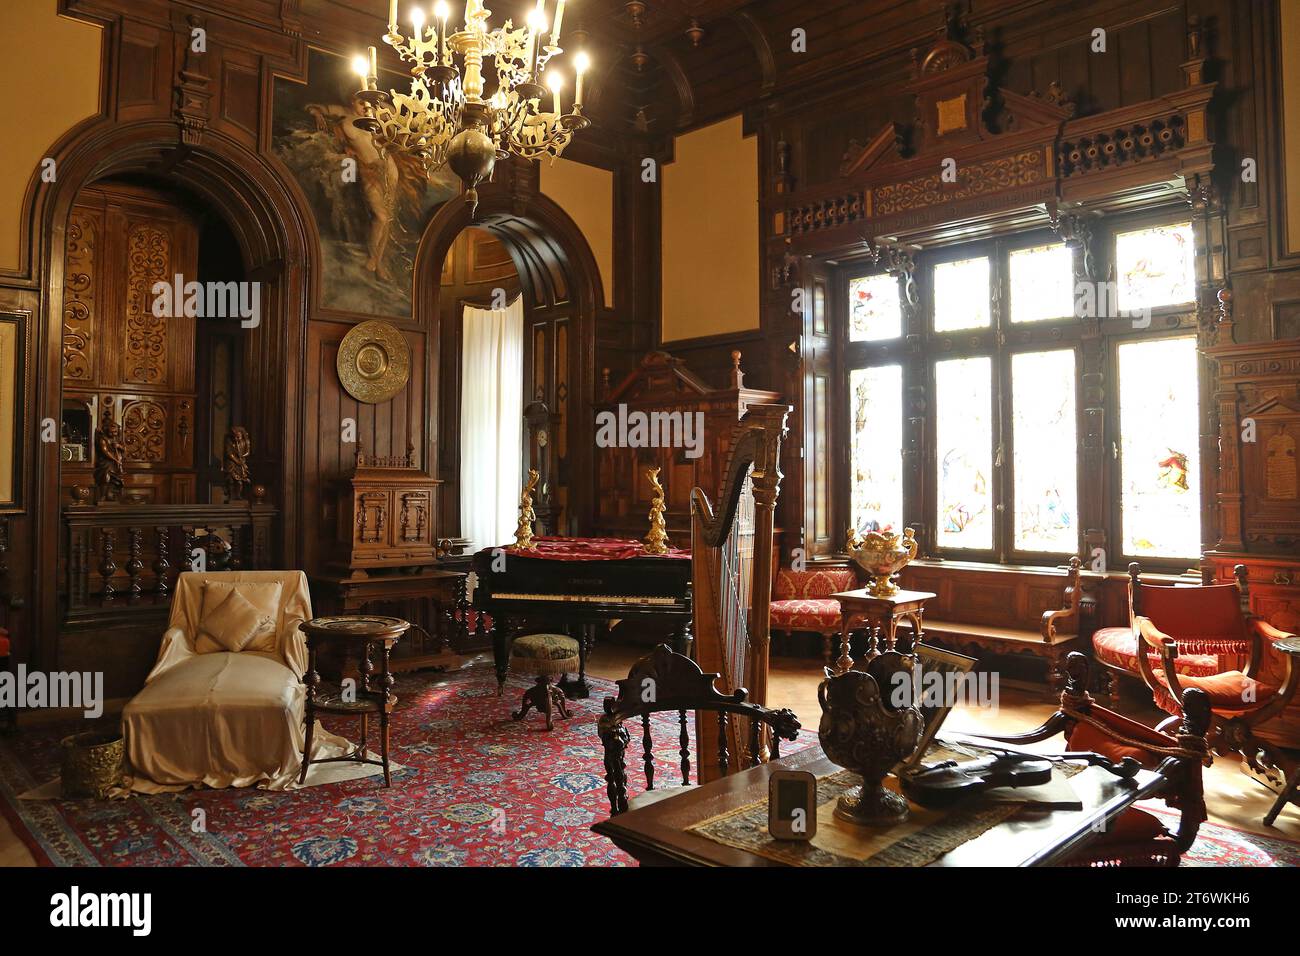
[1263,635,1300,826]
[310,569,464,672]
[300,615,409,787]
[832,587,936,673]
[591,743,1165,867]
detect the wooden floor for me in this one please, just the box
[1,641,1295,866]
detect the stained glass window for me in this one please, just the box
[1118,337,1200,559]
[1011,350,1078,552]
[936,357,994,550]
[849,365,903,534]
[848,273,902,342]
[1116,222,1196,313]
[1009,243,1075,323]
[933,256,990,332]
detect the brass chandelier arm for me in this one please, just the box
[354,0,591,213]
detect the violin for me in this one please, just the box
[901,748,1142,809]
[901,752,1053,808]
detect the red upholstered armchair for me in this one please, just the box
[979,652,1212,867]
[769,567,859,665]
[1129,564,1300,805]
[1091,565,1248,700]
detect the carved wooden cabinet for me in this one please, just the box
[1204,336,1300,747]
[60,184,200,504]
[1206,337,1300,552]
[334,450,443,578]
[592,351,782,543]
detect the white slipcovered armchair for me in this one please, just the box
[123,570,344,791]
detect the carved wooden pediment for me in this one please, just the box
[784,11,1215,248]
[604,351,714,404]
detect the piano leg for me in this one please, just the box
[559,622,592,700]
[673,618,693,658]
[494,616,512,696]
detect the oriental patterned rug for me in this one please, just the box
[0,659,1297,867]
[0,659,811,867]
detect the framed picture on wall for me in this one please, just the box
[0,310,29,512]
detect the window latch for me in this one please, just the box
[994,443,1004,468]
[1111,441,1118,460]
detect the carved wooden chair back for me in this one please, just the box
[597,644,801,815]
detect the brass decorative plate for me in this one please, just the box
[337,320,411,404]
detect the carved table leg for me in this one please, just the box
[380,639,394,787]
[1264,763,1300,827]
[299,638,319,784]
[673,618,693,657]
[835,610,854,676]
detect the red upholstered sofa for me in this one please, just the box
[769,567,859,665]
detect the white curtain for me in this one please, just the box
[459,295,525,551]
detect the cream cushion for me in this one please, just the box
[194,581,281,654]
[196,588,267,653]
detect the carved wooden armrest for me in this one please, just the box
[1134,615,1184,702]
[1040,556,1083,641]
[1252,618,1297,644]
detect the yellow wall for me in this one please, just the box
[1283,0,1300,255]
[0,3,102,272]
[540,157,614,307]
[660,115,759,342]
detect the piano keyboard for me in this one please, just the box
[493,592,682,606]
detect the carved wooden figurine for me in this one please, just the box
[514,469,540,551]
[93,411,126,503]
[644,466,670,555]
[222,426,252,502]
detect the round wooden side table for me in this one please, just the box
[299,615,409,787]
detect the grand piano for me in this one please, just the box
[470,537,692,699]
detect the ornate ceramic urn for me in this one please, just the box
[817,652,923,826]
[846,526,918,597]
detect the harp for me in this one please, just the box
[691,403,790,783]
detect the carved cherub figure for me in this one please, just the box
[644,466,670,555]
[94,413,126,503]
[222,426,253,502]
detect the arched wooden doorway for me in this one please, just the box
[29,121,311,678]
[414,184,606,540]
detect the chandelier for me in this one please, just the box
[353,0,591,215]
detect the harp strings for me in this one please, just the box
[717,470,756,695]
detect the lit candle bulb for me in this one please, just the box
[526,9,547,77]
[547,70,564,114]
[573,50,589,107]
[411,5,425,37]
[352,53,370,80]
[434,0,450,65]
[551,0,566,47]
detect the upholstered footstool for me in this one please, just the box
[510,634,580,731]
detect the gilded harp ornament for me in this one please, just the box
[644,466,670,555]
[690,403,791,783]
[514,469,540,551]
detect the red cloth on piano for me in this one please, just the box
[501,537,690,562]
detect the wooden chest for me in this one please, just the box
[335,453,442,578]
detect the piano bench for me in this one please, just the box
[510,634,581,732]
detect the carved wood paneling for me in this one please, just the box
[62,209,98,383]
[123,222,170,386]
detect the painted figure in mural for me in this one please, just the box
[1157,449,1190,492]
[222,425,253,502]
[94,412,126,503]
[306,96,400,282]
